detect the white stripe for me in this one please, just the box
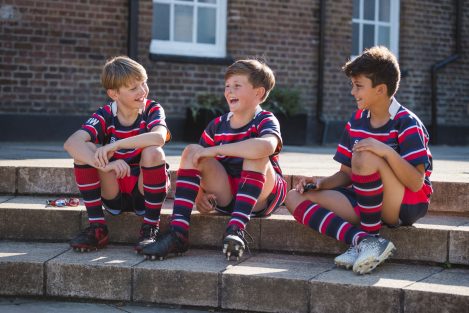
[143,184,165,191]
[361,221,381,227]
[350,128,391,137]
[338,143,351,153]
[237,194,258,202]
[318,212,334,233]
[89,217,105,221]
[398,125,418,138]
[84,198,101,204]
[172,219,189,226]
[145,200,162,206]
[177,180,200,188]
[335,222,347,240]
[302,203,318,224]
[353,184,383,192]
[402,147,426,159]
[144,217,158,223]
[230,218,246,227]
[77,181,100,188]
[232,211,250,219]
[357,202,383,209]
[352,232,367,246]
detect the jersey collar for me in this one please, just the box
[110,100,145,117]
[226,105,262,121]
[366,97,401,120]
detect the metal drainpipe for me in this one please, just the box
[317,0,327,145]
[128,0,139,59]
[430,0,462,144]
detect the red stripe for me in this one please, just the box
[201,131,215,146]
[293,200,310,222]
[176,181,199,191]
[228,219,245,229]
[338,223,352,241]
[78,182,100,191]
[235,194,257,206]
[398,126,419,144]
[145,201,162,209]
[319,212,335,234]
[85,199,102,207]
[174,199,194,209]
[171,220,189,231]
[404,150,427,161]
[357,204,382,213]
[337,145,352,159]
[361,223,381,232]
[354,186,383,196]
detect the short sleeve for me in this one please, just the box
[398,115,430,168]
[256,111,283,154]
[333,118,353,168]
[145,100,171,142]
[199,117,218,147]
[80,108,107,144]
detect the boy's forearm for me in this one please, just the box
[213,137,277,159]
[64,135,97,167]
[114,128,166,150]
[320,168,352,189]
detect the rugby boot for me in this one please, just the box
[134,223,159,254]
[143,230,188,260]
[334,245,359,270]
[70,223,109,252]
[353,236,396,274]
[222,225,252,261]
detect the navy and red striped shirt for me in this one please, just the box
[199,107,283,178]
[81,99,170,171]
[333,98,433,195]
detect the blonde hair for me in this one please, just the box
[101,56,148,90]
[225,59,275,101]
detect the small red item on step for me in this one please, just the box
[46,197,80,207]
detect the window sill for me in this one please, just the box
[149,53,234,65]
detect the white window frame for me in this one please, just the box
[150,0,227,58]
[352,0,400,58]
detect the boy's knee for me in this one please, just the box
[141,146,165,165]
[351,150,379,172]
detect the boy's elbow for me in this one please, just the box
[409,179,424,193]
[63,137,72,153]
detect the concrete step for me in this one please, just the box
[0,241,468,313]
[1,165,469,216]
[1,196,468,266]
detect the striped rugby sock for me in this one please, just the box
[293,200,367,246]
[352,172,383,234]
[74,164,105,224]
[142,164,168,227]
[170,169,201,238]
[228,170,266,230]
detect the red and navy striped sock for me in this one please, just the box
[170,169,201,238]
[352,172,383,235]
[293,200,367,246]
[142,164,168,227]
[74,164,105,224]
[228,170,266,230]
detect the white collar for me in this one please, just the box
[226,105,262,121]
[111,101,145,117]
[366,98,401,120]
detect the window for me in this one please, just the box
[150,0,227,58]
[352,0,400,58]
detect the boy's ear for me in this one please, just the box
[376,83,388,96]
[256,87,266,100]
[107,89,118,100]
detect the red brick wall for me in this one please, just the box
[1,0,467,140]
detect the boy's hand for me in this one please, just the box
[192,146,217,167]
[95,143,117,168]
[295,177,323,194]
[100,159,130,179]
[352,138,392,158]
[195,191,217,214]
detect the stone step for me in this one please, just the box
[1,166,469,216]
[1,196,468,266]
[0,241,468,313]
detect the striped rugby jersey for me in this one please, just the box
[199,107,283,178]
[81,99,170,173]
[333,98,433,195]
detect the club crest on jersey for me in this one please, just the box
[86,118,100,126]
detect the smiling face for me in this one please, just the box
[107,78,149,110]
[350,74,385,111]
[224,74,265,114]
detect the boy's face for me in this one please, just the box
[108,78,149,110]
[224,74,265,113]
[350,75,385,111]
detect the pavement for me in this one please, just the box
[0,297,215,313]
[0,141,468,182]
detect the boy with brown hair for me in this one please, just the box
[64,56,171,253]
[285,46,432,274]
[143,59,287,261]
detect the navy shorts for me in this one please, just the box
[335,186,429,227]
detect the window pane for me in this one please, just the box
[352,23,360,55]
[197,7,216,44]
[153,3,170,40]
[198,0,217,3]
[379,0,390,22]
[353,0,360,19]
[363,24,375,49]
[378,25,390,46]
[174,5,193,42]
[363,0,375,20]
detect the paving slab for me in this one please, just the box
[46,245,143,301]
[0,196,83,241]
[133,249,230,307]
[404,268,469,313]
[310,263,442,313]
[221,253,333,313]
[0,242,68,296]
[449,222,469,265]
[17,167,78,195]
[0,166,16,194]
[430,181,469,215]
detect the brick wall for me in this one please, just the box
[0,0,467,142]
